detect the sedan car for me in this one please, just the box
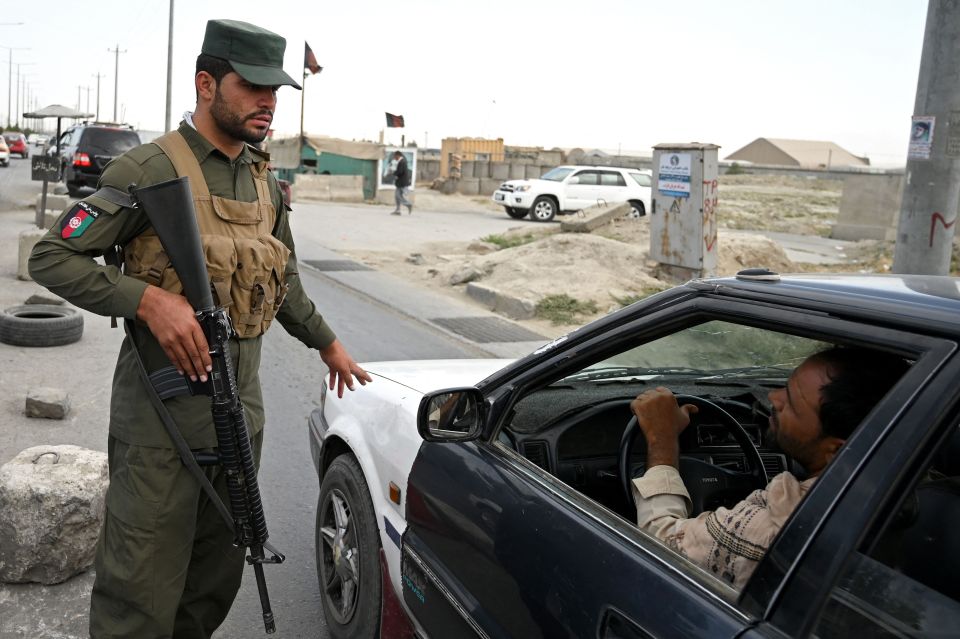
[2,132,28,159]
[492,165,652,222]
[0,137,9,167]
[309,272,960,638]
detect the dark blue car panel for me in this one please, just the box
[404,440,751,638]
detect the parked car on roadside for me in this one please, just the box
[56,122,141,197]
[2,132,28,159]
[310,271,960,638]
[0,137,9,167]
[492,165,652,222]
[27,133,49,148]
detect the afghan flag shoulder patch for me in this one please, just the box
[60,201,104,239]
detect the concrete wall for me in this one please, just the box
[292,175,365,203]
[832,173,904,241]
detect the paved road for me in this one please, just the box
[0,154,41,211]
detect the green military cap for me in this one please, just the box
[202,19,301,90]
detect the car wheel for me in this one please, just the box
[505,206,527,219]
[530,196,557,222]
[317,455,381,639]
[626,200,646,218]
[0,305,84,347]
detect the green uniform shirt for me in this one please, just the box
[29,122,336,448]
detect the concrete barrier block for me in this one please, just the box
[35,194,70,221]
[292,175,365,203]
[561,201,631,233]
[473,161,489,179]
[509,163,526,180]
[460,161,475,179]
[479,178,501,196]
[18,228,46,281]
[489,163,510,180]
[525,165,542,179]
[457,177,481,196]
[466,283,536,320]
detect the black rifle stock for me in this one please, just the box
[133,176,284,634]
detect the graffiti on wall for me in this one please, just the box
[703,179,718,252]
[929,211,957,248]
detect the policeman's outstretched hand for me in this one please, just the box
[320,339,372,398]
[137,285,212,382]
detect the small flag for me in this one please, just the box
[60,201,102,239]
[304,42,322,75]
[385,112,405,128]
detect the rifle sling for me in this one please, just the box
[123,318,236,534]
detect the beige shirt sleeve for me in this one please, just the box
[633,466,814,590]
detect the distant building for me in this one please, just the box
[726,138,869,168]
[440,137,504,177]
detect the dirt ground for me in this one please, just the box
[344,174,865,336]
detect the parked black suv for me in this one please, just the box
[57,123,141,196]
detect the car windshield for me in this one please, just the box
[540,167,575,182]
[557,320,828,383]
[82,129,141,155]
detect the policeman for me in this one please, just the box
[29,19,371,638]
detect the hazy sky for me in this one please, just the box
[2,0,928,166]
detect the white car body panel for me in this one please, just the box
[320,359,512,606]
[492,165,652,216]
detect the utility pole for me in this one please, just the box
[107,44,127,123]
[165,0,174,132]
[2,46,29,128]
[92,73,104,121]
[14,63,33,128]
[893,0,960,275]
[77,85,82,111]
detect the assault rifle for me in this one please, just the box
[132,176,284,634]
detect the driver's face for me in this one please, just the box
[767,358,831,473]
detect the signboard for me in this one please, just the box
[377,147,417,190]
[658,152,691,198]
[907,115,935,160]
[31,154,61,182]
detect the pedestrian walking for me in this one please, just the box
[390,150,413,214]
[29,19,371,638]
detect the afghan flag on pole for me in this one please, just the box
[60,201,101,239]
[304,42,323,75]
[385,112,405,128]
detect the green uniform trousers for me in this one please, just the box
[90,432,263,638]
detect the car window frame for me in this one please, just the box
[598,170,627,187]
[750,348,960,635]
[475,294,949,615]
[570,170,600,186]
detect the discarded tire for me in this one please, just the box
[0,305,83,347]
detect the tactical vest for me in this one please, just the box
[124,131,290,338]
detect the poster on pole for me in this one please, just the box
[907,115,935,160]
[377,147,417,190]
[658,152,692,198]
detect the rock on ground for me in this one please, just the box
[0,445,108,585]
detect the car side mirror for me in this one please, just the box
[417,388,484,442]
[568,175,580,184]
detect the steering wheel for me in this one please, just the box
[619,394,768,514]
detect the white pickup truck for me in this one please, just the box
[492,165,652,222]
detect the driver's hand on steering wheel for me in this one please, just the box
[630,387,699,457]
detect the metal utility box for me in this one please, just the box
[650,143,720,280]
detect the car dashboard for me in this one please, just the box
[500,379,794,516]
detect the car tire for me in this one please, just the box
[0,305,84,347]
[529,196,558,222]
[317,455,381,639]
[505,206,528,219]
[627,200,646,218]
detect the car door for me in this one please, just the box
[596,170,630,206]
[401,295,788,638]
[563,169,600,210]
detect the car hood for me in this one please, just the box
[363,359,514,393]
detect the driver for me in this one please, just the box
[630,346,908,589]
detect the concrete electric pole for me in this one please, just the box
[108,44,127,123]
[893,0,960,275]
[92,73,104,121]
[165,0,175,132]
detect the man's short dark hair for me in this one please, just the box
[196,54,234,85]
[393,150,403,158]
[813,346,910,440]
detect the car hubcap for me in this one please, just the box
[534,201,553,219]
[320,489,360,623]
